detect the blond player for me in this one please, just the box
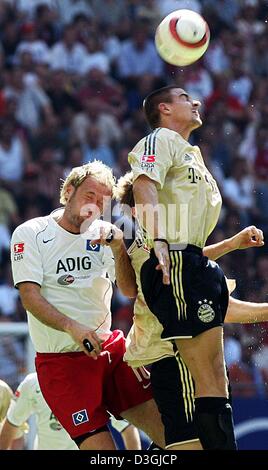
[11,161,165,450]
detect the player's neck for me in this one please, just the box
[161,121,191,141]
[56,212,81,234]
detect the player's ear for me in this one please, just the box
[65,184,75,202]
[158,102,171,116]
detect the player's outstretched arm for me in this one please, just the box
[204,225,264,261]
[18,282,103,359]
[225,296,268,324]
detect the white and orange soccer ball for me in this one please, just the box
[155,9,210,66]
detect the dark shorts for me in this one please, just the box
[35,330,152,439]
[140,245,229,340]
[151,355,198,447]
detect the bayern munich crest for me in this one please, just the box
[197,299,215,323]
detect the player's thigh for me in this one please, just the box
[175,326,227,391]
[107,361,165,448]
[176,326,224,362]
[121,398,165,449]
[80,431,116,450]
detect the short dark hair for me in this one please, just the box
[143,85,178,129]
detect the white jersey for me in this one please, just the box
[11,211,115,352]
[7,373,78,450]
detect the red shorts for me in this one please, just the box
[35,330,152,438]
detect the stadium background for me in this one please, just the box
[0,0,268,449]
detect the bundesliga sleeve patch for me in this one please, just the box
[13,242,25,254]
[141,155,156,163]
[140,154,156,171]
[13,242,25,261]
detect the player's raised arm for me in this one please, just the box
[133,175,170,285]
[226,296,268,324]
[204,226,264,260]
[110,239,137,298]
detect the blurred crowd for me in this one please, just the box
[0,0,268,396]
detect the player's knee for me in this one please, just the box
[194,398,237,450]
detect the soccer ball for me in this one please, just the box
[155,9,210,66]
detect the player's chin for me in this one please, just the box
[77,214,95,228]
[80,212,94,221]
[192,117,202,129]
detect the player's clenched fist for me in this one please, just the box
[66,321,103,360]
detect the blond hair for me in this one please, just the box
[60,160,115,205]
[115,172,134,208]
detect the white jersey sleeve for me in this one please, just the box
[7,374,35,426]
[11,222,43,287]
